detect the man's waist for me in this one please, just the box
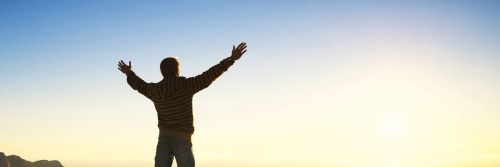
[159,127,192,140]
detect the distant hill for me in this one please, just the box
[0,152,63,167]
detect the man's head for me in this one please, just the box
[160,57,180,78]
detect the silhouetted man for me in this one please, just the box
[118,42,247,167]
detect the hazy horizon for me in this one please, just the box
[1,1,499,167]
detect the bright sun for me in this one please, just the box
[379,112,407,137]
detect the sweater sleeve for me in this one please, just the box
[185,57,235,94]
[127,72,167,99]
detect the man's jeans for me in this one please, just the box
[155,135,195,167]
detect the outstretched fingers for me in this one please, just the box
[240,45,247,51]
[117,60,133,75]
[237,42,244,49]
[238,42,247,54]
[118,60,131,67]
[118,60,127,67]
[237,42,246,51]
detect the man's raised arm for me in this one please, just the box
[186,42,247,94]
[118,60,164,99]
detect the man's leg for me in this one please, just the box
[155,135,174,167]
[172,137,195,167]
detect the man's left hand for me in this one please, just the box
[118,60,133,76]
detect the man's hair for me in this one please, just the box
[160,57,180,78]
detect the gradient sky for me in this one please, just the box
[1,1,499,167]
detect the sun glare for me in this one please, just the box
[379,112,407,137]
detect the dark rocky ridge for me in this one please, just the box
[0,152,63,167]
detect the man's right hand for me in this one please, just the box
[231,42,247,61]
[118,60,133,76]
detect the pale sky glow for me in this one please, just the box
[1,1,500,167]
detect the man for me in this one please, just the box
[117,42,247,167]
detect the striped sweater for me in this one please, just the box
[127,57,234,135]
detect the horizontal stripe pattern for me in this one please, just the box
[127,57,234,134]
